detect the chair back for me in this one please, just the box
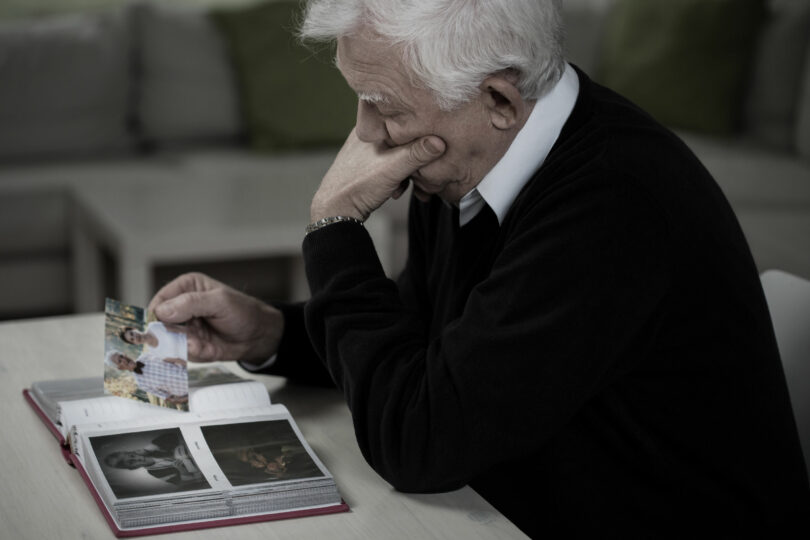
[761,270,810,479]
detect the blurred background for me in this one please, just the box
[1,0,809,321]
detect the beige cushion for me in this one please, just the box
[211,0,357,150]
[743,0,810,151]
[0,8,133,161]
[134,1,243,146]
[600,0,765,135]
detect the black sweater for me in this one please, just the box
[270,69,810,537]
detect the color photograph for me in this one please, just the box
[104,298,189,411]
[202,420,323,486]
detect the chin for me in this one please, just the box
[412,185,433,203]
[414,169,470,205]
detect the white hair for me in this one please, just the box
[299,0,566,110]
[105,350,121,368]
[357,91,391,105]
[105,349,134,368]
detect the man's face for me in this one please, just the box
[109,451,152,470]
[112,353,136,371]
[336,30,503,205]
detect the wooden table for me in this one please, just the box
[0,314,527,539]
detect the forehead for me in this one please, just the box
[336,31,430,110]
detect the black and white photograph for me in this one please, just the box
[90,428,210,499]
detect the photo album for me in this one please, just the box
[23,299,348,537]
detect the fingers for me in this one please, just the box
[148,274,194,313]
[185,333,206,362]
[391,178,411,200]
[148,273,218,314]
[161,357,187,367]
[410,136,446,168]
[394,135,445,179]
[312,131,446,221]
[183,323,216,363]
[153,290,223,324]
[180,317,242,363]
[194,335,233,364]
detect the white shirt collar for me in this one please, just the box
[458,63,580,227]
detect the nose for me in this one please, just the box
[355,100,389,144]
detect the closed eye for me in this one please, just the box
[376,106,401,119]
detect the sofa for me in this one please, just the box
[0,0,359,318]
[1,0,809,320]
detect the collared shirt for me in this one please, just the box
[149,454,202,479]
[458,63,580,227]
[134,354,188,399]
[149,457,180,470]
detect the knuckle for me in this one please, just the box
[210,287,231,307]
[188,272,210,289]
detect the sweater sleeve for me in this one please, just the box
[246,302,335,387]
[303,176,671,493]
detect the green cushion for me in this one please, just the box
[211,0,357,150]
[600,0,765,135]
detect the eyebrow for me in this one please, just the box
[357,91,392,105]
[335,48,405,110]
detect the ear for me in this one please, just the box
[480,75,527,131]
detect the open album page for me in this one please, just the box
[73,406,342,531]
[56,379,271,440]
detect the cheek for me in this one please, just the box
[414,151,463,185]
[385,121,416,145]
[418,158,453,179]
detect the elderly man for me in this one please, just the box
[107,351,189,405]
[149,0,809,536]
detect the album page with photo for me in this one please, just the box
[23,299,348,537]
[72,408,344,533]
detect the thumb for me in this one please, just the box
[393,135,446,177]
[154,290,219,323]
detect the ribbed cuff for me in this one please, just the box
[302,220,384,294]
[237,354,277,372]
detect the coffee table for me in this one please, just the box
[70,152,394,311]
